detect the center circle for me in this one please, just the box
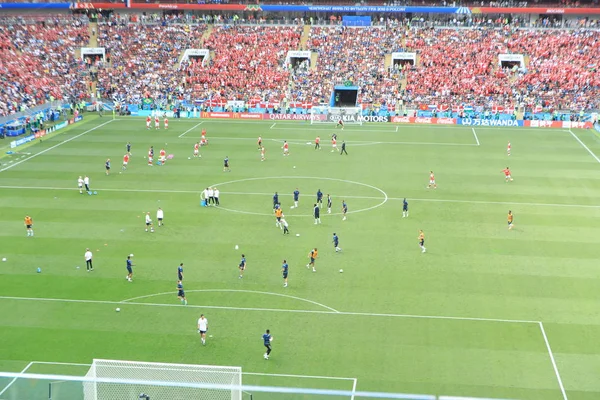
[206,176,388,217]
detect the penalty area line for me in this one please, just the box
[0,119,115,173]
[178,121,204,138]
[270,123,276,129]
[472,128,480,146]
[568,129,600,164]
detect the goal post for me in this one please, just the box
[83,359,242,400]
[310,106,363,125]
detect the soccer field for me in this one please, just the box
[0,116,599,400]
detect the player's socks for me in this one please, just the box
[306,264,310,268]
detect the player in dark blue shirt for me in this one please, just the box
[332,233,341,252]
[316,189,323,207]
[293,189,300,208]
[327,194,332,214]
[105,158,111,175]
[273,192,279,209]
[342,200,348,221]
[262,329,273,359]
[126,256,134,282]
[126,142,131,154]
[313,203,321,224]
[282,260,289,287]
[340,141,348,155]
[177,280,187,305]
[239,254,246,279]
[223,156,230,172]
[402,198,409,218]
[178,263,184,281]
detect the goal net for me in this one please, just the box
[310,106,363,125]
[83,359,242,400]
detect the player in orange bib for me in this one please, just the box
[427,171,437,189]
[502,167,513,182]
[306,248,318,272]
[418,230,426,253]
[164,117,169,129]
[122,153,129,171]
[24,215,34,237]
[275,207,283,228]
[507,210,514,230]
[146,116,151,130]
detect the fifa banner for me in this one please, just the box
[391,116,457,125]
[457,118,522,127]
[81,47,106,61]
[523,120,593,129]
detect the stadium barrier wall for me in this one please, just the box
[9,116,83,150]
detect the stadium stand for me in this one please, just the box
[0,17,90,117]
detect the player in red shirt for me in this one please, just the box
[257,136,262,149]
[147,148,153,167]
[507,141,511,156]
[122,153,129,171]
[154,116,160,130]
[282,141,289,156]
[146,116,151,130]
[315,136,321,150]
[164,117,169,130]
[427,171,437,189]
[331,137,338,153]
[200,130,207,146]
[502,167,513,182]
[159,148,166,164]
[193,142,200,158]
[337,119,344,130]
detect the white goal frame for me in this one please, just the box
[311,106,363,125]
[83,359,242,400]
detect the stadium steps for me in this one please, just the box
[74,48,81,60]
[310,52,318,70]
[299,25,311,50]
[88,23,99,47]
[199,25,214,47]
[524,54,530,67]
[384,53,392,69]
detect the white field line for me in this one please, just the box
[0,362,33,396]
[0,295,541,324]
[270,123,276,129]
[539,322,568,400]
[472,128,480,146]
[568,129,600,164]
[121,289,340,313]
[1,185,599,209]
[178,135,476,146]
[396,126,399,132]
[351,378,358,400]
[178,121,204,138]
[0,120,115,173]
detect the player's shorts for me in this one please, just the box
[146,123,150,127]
[194,150,199,154]
[127,266,132,273]
[224,162,229,167]
[264,344,271,349]
[276,217,281,221]
[178,274,183,281]
[258,141,262,145]
[158,218,163,222]
[26,224,32,229]
[106,166,110,170]
[123,162,128,166]
[429,180,435,184]
[78,184,83,188]
[343,208,347,213]
[403,206,408,211]
[333,242,338,247]
[164,124,168,128]
[284,148,289,152]
[148,157,153,162]
[146,222,151,226]
[310,257,315,264]
[332,144,337,148]
[178,290,185,297]
[506,175,512,179]
[419,240,425,246]
[199,330,206,335]
[508,221,513,226]
[239,264,245,270]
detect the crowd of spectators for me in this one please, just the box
[0,16,89,117]
[182,25,302,103]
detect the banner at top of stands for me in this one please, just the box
[2,3,599,13]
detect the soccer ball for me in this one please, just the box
[129,254,134,257]
[1,258,6,262]
[235,245,239,250]
[290,206,294,209]
[188,157,191,160]
[339,269,344,273]
[270,337,274,342]
[116,308,121,312]
[295,234,300,237]
[37,268,41,273]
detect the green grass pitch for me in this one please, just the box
[0,116,600,400]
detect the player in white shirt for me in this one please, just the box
[156,207,164,227]
[78,176,84,194]
[203,188,210,206]
[84,176,90,193]
[154,116,160,129]
[207,187,215,205]
[197,314,208,345]
[145,212,154,232]
[193,142,200,158]
[214,187,220,206]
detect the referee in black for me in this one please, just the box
[340,141,348,155]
